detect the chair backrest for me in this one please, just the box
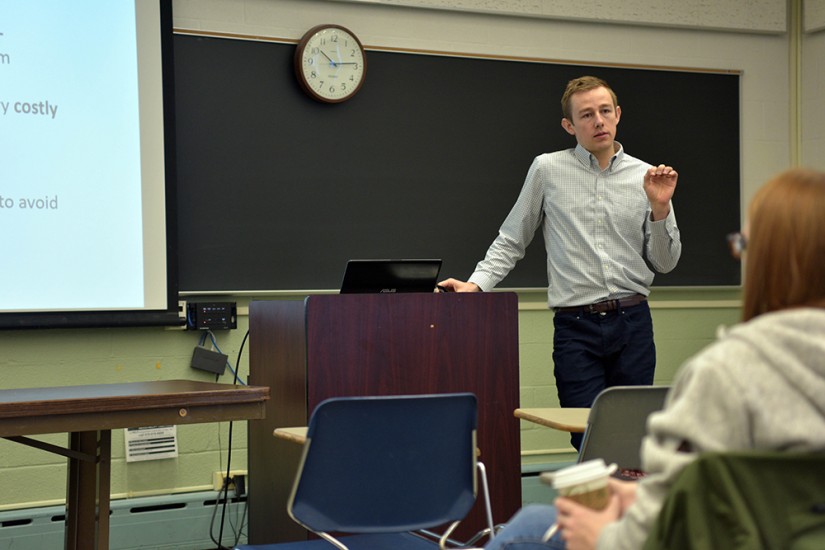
[643,451,825,550]
[287,393,479,535]
[578,385,670,470]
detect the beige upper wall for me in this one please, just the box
[327,0,820,35]
[802,22,825,170]
[805,0,825,31]
[330,0,788,33]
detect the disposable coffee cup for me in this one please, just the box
[541,458,617,510]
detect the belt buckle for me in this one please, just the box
[587,303,599,314]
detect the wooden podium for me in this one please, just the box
[247,292,521,544]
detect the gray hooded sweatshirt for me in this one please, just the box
[597,307,825,550]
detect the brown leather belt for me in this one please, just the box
[554,294,647,314]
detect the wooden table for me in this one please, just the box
[514,407,590,433]
[0,380,269,550]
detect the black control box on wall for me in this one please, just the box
[186,302,237,330]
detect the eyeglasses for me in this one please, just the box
[726,232,747,260]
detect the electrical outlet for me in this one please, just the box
[213,470,247,492]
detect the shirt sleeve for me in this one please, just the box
[468,157,545,291]
[644,204,681,273]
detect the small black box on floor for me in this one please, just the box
[190,345,228,375]
[186,301,237,330]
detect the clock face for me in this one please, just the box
[295,25,367,103]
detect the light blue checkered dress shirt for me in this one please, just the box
[468,143,682,308]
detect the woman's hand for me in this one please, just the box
[555,493,622,550]
[608,478,638,514]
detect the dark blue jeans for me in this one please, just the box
[552,301,656,450]
[484,504,563,549]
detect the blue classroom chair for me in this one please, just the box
[237,393,496,550]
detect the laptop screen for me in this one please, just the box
[339,259,442,294]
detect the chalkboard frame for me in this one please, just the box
[173,32,742,293]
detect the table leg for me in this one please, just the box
[98,430,111,549]
[65,430,112,550]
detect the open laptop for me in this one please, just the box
[339,259,442,294]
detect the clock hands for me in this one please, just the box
[320,50,337,67]
[320,49,358,67]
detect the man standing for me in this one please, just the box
[439,76,681,450]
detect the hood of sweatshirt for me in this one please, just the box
[723,307,825,418]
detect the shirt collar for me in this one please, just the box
[574,141,625,172]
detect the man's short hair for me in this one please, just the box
[561,76,618,120]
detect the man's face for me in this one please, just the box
[561,86,621,156]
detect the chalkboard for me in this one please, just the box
[173,34,741,292]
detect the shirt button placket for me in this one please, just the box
[594,173,609,285]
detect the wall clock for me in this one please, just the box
[294,24,367,103]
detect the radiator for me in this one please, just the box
[0,491,247,549]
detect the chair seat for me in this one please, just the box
[236,532,439,549]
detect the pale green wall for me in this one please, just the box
[0,307,254,510]
[0,289,741,510]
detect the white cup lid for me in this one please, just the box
[547,458,618,489]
